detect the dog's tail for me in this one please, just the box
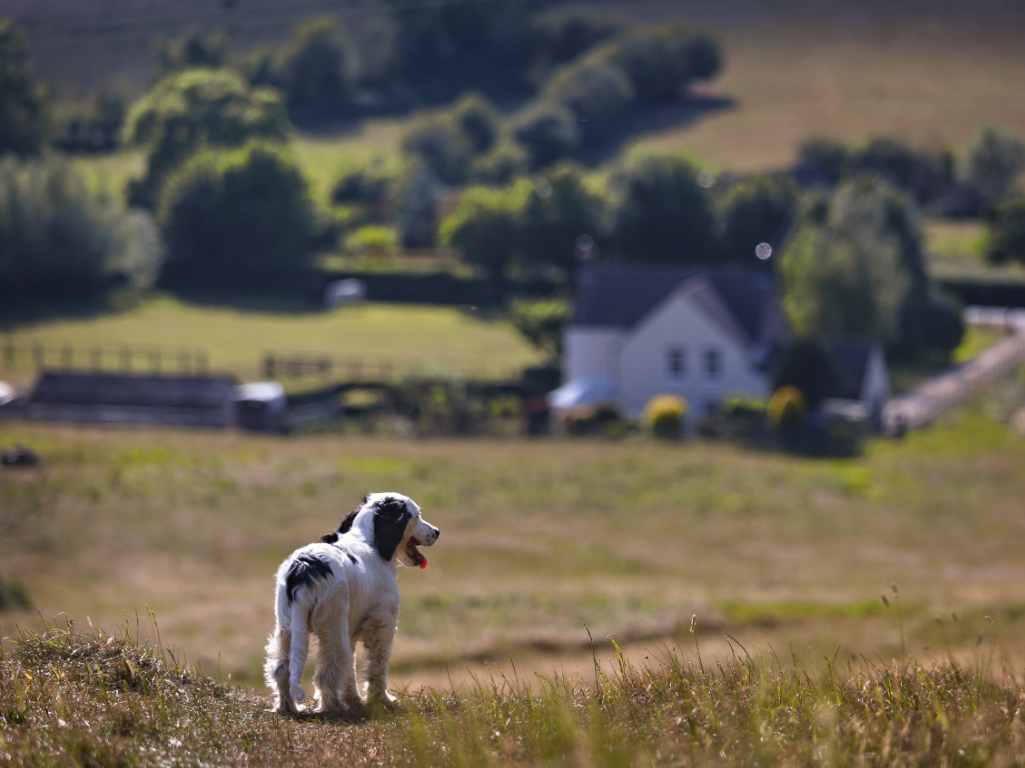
[266,579,309,712]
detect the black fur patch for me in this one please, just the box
[347,553,358,564]
[372,495,410,562]
[337,507,359,534]
[320,532,339,544]
[284,554,333,602]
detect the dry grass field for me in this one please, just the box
[2,371,1024,697]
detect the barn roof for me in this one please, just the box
[572,262,785,346]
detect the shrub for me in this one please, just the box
[452,94,499,154]
[440,180,531,290]
[508,299,571,359]
[644,395,687,439]
[471,141,528,186]
[0,20,49,157]
[402,114,475,186]
[612,154,717,263]
[52,93,125,154]
[897,287,965,359]
[768,386,806,431]
[514,103,581,169]
[395,162,440,249]
[602,25,722,104]
[853,136,954,205]
[796,137,852,185]
[276,18,356,126]
[716,175,798,264]
[345,225,398,257]
[159,29,227,72]
[124,68,288,208]
[158,143,316,290]
[0,157,162,301]
[985,196,1025,265]
[330,156,399,222]
[531,10,624,76]
[964,128,1025,211]
[772,338,836,410]
[522,164,607,277]
[547,55,635,145]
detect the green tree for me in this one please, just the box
[965,128,1025,211]
[986,196,1025,265]
[508,298,570,359]
[396,162,440,249]
[158,143,316,290]
[276,18,355,126]
[0,157,162,300]
[780,177,928,347]
[602,25,721,104]
[522,165,605,278]
[780,221,908,345]
[0,19,48,156]
[452,93,499,154]
[441,181,530,292]
[612,155,717,263]
[124,68,288,208]
[514,102,580,169]
[717,175,798,264]
[546,55,634,147]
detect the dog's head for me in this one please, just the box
[325,492,439,568]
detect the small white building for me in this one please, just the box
[551,263,788,420]
[550,263,890,426]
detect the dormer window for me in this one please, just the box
[667,347,686,378]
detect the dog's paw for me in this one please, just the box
[369,690,402,711]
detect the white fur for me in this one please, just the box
[264,492,440,715]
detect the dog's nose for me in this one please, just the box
[431,528,440,543]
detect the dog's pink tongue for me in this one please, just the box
[419,556,428,570]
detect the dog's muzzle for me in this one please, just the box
[407,524,440,570]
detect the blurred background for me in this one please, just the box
[2,0,1025,691]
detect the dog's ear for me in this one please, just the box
[337,507,359,534]
[320,531,339,544]
[372,496,410,562]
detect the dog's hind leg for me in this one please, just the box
[264,626,295,715]
[287,601,310,707]
[311,611,360,713]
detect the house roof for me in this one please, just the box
[826,342,877,401]
[572,262,785,347]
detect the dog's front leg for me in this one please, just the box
[363,614,400,708]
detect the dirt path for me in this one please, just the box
[884,308,1025,433]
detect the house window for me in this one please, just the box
[667,347,686,378]
[704,347,722,379]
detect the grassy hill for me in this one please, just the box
[2,374,1024,690]
[15,0,1025,176]
[2,624,1023,766]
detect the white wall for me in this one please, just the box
[618,293,770,419]
[564,328,624,383]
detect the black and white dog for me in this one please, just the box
[264,492,440,715]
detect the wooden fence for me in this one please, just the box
[0,338,209,375]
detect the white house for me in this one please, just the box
[550,263,889,426]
